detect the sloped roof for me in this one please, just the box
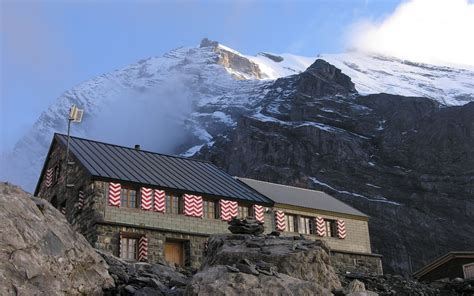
[42,134,272,205]
[238,177,367,218]
[413,251,474,279]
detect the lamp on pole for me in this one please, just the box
[65,104,84,190]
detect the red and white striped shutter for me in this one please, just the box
[337,219,346,239]
[119,232,123,258]
[184,194,203,218]
[108,182,121,207]
[275,210,286,231]
[220,200,238,221]
[45,168,53,187]
[138,235,148,262]
[153,189,165,212]
[253,205,265,223]
[316,216,326,237]
[140,187,152,210]
[78,190,85,210]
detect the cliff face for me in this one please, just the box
[198,60,474,275]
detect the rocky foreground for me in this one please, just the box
[1,182,472,296]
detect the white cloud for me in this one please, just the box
[348,0,474,67]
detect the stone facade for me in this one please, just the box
[272,205,372,254]
[331,251,383,275]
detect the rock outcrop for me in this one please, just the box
[97,249,189,296]
[0,182,114,296]
[186,233,342,295]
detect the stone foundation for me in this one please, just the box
[95,223,209,269]
[331,250,383,275]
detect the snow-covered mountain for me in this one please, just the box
[2,38,474,193]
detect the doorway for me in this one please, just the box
[164,241,184,266]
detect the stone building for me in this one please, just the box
[35,133,381,274]
[35,134,273,268]
[238,178,383,275]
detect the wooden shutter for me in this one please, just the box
[316,216,326,237]
[220,200,238,221]
[45,168,53,187]
[337,219,346,239]
[108,182,121,207]
[153,189,165,212]
[138,235,148,262]
[184,194,203,217]
[140,187,152,210]
[253,205,265,223]
[275,210,286,231]
[78,190,85,210]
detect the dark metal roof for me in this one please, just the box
[238,177,368,217]
[53,134,273,205]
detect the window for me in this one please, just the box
[121,186,138,208]
[299,216,314,235]
[325,219,337,237]
[120,236,138,260]
[52,161,61,185]
[203,199,218,219]
[238,204,252,219]
[166,193,182,214]
[285,214,298,232]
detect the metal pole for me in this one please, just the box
[65,112,72,191]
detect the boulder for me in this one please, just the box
[0,182,114,296]
[227,217,264,235]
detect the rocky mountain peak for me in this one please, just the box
[304,59,356,94]
[199,38,219,48]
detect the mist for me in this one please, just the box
[84,75,196,154]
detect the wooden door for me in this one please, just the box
[164,241,184,266]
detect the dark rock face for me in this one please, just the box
[198,60,474,275]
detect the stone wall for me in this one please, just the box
[36,140,102,244]
[271,205,372,254]
[331,251,383,275]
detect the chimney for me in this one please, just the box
[134,144,141,150]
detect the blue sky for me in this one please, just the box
[0,0,401,151]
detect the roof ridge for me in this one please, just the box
[54,133,212,165]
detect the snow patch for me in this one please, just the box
[310,177,401,205]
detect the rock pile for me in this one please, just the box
[98,249,189,296]
[227,217,264,235]
[186,233,342,295]
[0,182,114,296]
[338,273,474,296]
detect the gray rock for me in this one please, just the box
[235,263,259,276]
[0,182,114,296]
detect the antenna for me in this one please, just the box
[65,104,84,191]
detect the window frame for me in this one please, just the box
[120,234,139,261]
[121,186,139,208]
[299,216,315,235]
[237,203,253,219]
[165,192,183,214]
[284,213,298,233]
[52,161,61,186]
[325,219,337,238]
[202,198,218,219]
